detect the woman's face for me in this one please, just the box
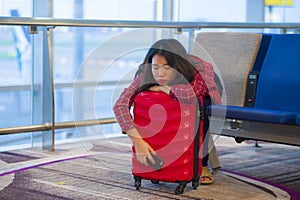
[151,54,177,86]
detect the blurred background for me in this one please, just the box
[0,0,299,151]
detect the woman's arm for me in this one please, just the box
[147,85,171,94]
[148,71,209,103]
[189,55,222,104]
[126,128,156,165]
[113,76,141,132]
[113,76,156,165]
[189,71,209,99]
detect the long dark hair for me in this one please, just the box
[136,39,195,92]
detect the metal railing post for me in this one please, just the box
[41,26,55,151]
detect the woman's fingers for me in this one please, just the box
[137,152,156,166]
[148,86,159,91]
[134,138,157,166]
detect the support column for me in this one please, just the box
[247,0,265,22]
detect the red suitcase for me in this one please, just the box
[132,91,203,194]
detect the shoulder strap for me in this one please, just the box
[193,96,204,181]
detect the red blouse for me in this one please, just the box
[113,55,221,132]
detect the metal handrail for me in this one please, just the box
[0,80,131,91]
[1,16,300,29]
[0,118,116,135]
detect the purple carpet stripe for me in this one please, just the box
[0,154,91,177]
[220,169,300,200]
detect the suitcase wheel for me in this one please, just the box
[134,176,141,190]
[175,182,187,194]
[192,177,200,189]
[151,180,159,184]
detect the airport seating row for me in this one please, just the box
[192,32,300,146]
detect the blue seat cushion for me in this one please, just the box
[208,105,297,125]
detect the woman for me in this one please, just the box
[113,38,220,184]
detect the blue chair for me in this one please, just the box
[209,34,300,146]
[255,34,300,116]
[211,34,300,125]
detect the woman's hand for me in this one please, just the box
[148,85,171,95]
[126,128,156,166]
[133,138,156,166]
